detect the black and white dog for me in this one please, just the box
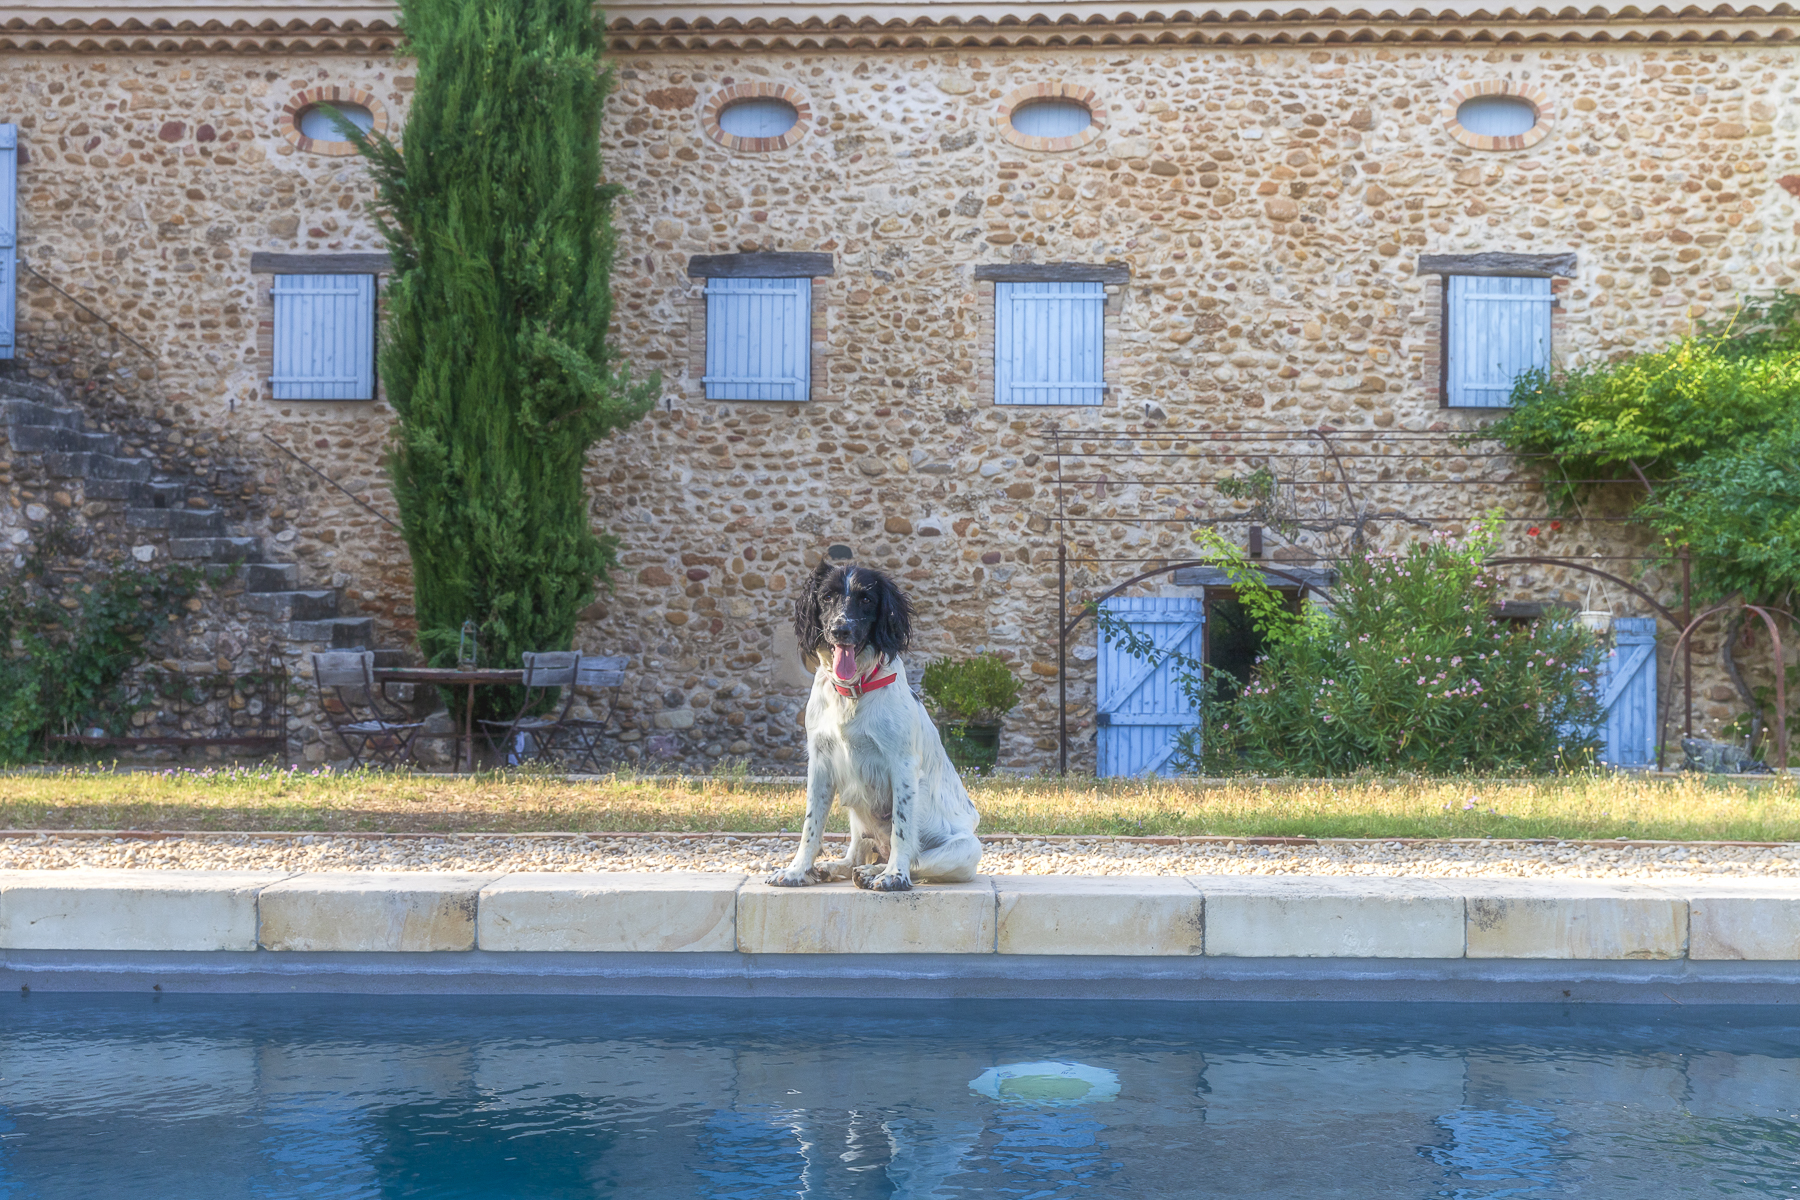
[768,561,982,891]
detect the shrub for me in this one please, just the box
[1167,523,1605,776]
[350,0,655,717]
[920,654,1022,725]
[0,526,202,765]
[1488,291,1800,607]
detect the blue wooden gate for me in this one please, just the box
[1595,617,1658,766]
[1096,597,1204,777]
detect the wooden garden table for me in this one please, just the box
[373,667,524,773]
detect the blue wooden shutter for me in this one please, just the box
[995,280,1105,406]
[1446,274,1552,408]
[0,124,16,360]
[271,274,376,400]
[1095,597,1204,777]
[1595,618,1658,767]
[703,276,811,401]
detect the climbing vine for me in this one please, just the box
[0,522,202,764]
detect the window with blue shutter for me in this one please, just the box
[995,280,1106,406]
[703,276,811,402]
[271,273,376,400]
[1445,274,1552,408]
[0,124,17,361]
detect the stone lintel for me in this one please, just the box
[686,251,834,279]
[249,251,393,274]
[1170,565,1336,591]
[972,263,1131,284]
[1417,251,1578,278]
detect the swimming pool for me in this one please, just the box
[3,996,1797,1198]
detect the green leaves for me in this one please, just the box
[358,0,656,717]
[1488,290,1800,605]
[1174,526,1604,776]
[920,654,1023,723]
[0,534,203,765]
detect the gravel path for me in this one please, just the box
[2,832,1798,880]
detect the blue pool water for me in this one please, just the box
[2,996,1798,1198]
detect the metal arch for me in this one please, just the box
[1055,554,1328,773]
[1486,556,1680,625]
[1060,557,1328,642]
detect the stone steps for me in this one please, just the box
[2,381,385,656]
[243,588,340,622]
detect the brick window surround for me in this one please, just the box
[1441,80,1553,152]
[701,84,813,154]
[973,263,1128,407]
[995,83,1107,153]
[684,251,832,403]
[277,86,390,158]
[1418,251,1574,408]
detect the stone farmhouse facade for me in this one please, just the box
[2,0,1797,770]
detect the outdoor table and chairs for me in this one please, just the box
[312,650,626,773]
[311,650,430,769]
[366,664,524,772]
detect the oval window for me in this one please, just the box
[1455,95,1538,138]
[1010,99,1093,139]
[718,98,799,139]
[297,102,375,141]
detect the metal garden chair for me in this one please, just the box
[478,651,581,766]
[311,650,424,768]
[552,654,630,774]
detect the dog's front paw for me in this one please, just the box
[766,868,815,888]
[853,864,913,892]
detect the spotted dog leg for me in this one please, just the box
[855,758,918,892]
[767,759,835,887]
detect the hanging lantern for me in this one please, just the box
[457,620,479,669]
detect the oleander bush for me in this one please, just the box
[1137,523,1607,776]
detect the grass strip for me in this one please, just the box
[0,768,1795,843]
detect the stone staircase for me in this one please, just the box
[1,376,373,652]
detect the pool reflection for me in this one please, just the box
[1,998,1798,1199]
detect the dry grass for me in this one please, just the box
[0,766,1796,842]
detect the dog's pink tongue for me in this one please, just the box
[832,645,858,682]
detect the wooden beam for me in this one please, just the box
[686,251,834,278]
[1417,252,1577,278]
[250,251,393,275]
[973,263,1131,284]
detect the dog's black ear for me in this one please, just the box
[869,570,913,659]
[793,561,834,657]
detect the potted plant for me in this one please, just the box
[920,653,1021,774]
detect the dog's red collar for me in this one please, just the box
[830,657,898,700]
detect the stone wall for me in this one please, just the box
[4,41,1797,771]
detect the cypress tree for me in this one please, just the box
[352,0,654,716]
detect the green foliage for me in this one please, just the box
[920,653,1022,724]
[0,526,202,765]
[350,0,656,716]
[1488,291,1800,604]
[1188,523,1605,775]
[1092,521,1603,776]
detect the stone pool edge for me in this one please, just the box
[3,870,1799,1003]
